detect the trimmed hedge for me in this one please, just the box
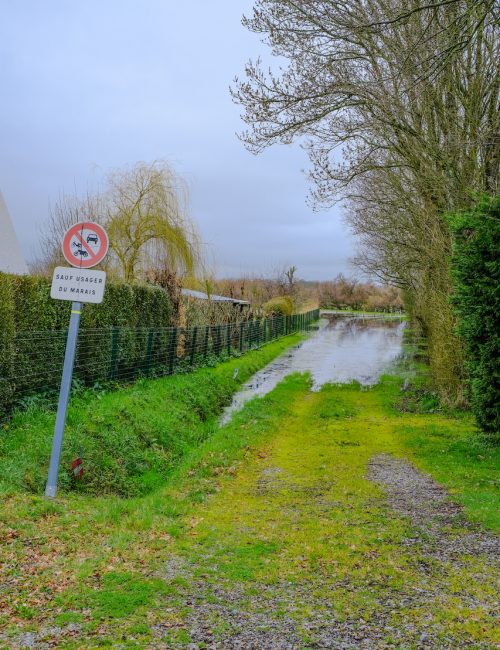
[0,277,15,413]
[449,196,500,439]
[2,274,173,331]
[0,273,174,418]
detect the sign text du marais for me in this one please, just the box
[51,266,106,304]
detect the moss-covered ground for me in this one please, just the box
[0,367,498,648]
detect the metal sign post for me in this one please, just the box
[45,222,109,498]
[44,301,82,497]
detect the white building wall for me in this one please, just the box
[0,190,28,274]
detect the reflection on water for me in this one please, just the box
[221,317,405,424]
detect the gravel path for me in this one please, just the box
[166,454,499,650]
[367,454,500,563]
[6,454,497,649]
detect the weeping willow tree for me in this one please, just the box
[105,161,201,283]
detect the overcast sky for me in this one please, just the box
[0,0,355,280]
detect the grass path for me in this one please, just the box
[1,375,498,648]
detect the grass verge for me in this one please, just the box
[376,374,499,530]
[0,333,304,497]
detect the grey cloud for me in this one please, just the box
[0,0,355,281]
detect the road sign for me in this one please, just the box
[62,221,108,269]
[45,221,109,498]
[51,266,106,304]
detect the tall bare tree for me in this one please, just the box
[232,0,499,403]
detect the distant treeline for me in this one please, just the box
[318,276,403,312]
[209,272,403,314]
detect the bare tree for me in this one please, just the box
[232,1,498,204]
[32,193,102,274]
[285,265,298,291]
[232,0,498,403]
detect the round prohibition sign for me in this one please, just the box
[62,222,109,269]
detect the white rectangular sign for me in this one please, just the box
[51,266,106,304]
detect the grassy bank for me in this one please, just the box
[0,370,498,647]
[380,374,499,530]
[0,333,304,497]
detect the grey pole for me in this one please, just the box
[45,301,82,498]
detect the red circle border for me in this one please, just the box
[62,222,109,269]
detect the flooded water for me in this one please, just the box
[221,316,405,424]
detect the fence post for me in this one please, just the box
[145,328,155,376]
[190,327,198,366]
[109,327,119,380]
[203,326,210,359]
[256,319,261,348]
[226,324,231,355]
[168,327,178,375]
[216,325,222,356]
[239,321,244,352]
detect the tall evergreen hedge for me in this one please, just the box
[449,196,500,439]
[0,273,174,418]
[0,276,15,413]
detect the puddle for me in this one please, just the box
[221,315,405,424]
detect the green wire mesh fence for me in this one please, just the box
[1,309,319,419]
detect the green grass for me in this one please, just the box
[374,373,499,530]
[0,333,304,497]
[58,571,167,620]
[0,375,309,646]
[395,415,499,529]
[0,350,497,647]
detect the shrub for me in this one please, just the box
[449,196,500,439]
[263,296,294,316]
